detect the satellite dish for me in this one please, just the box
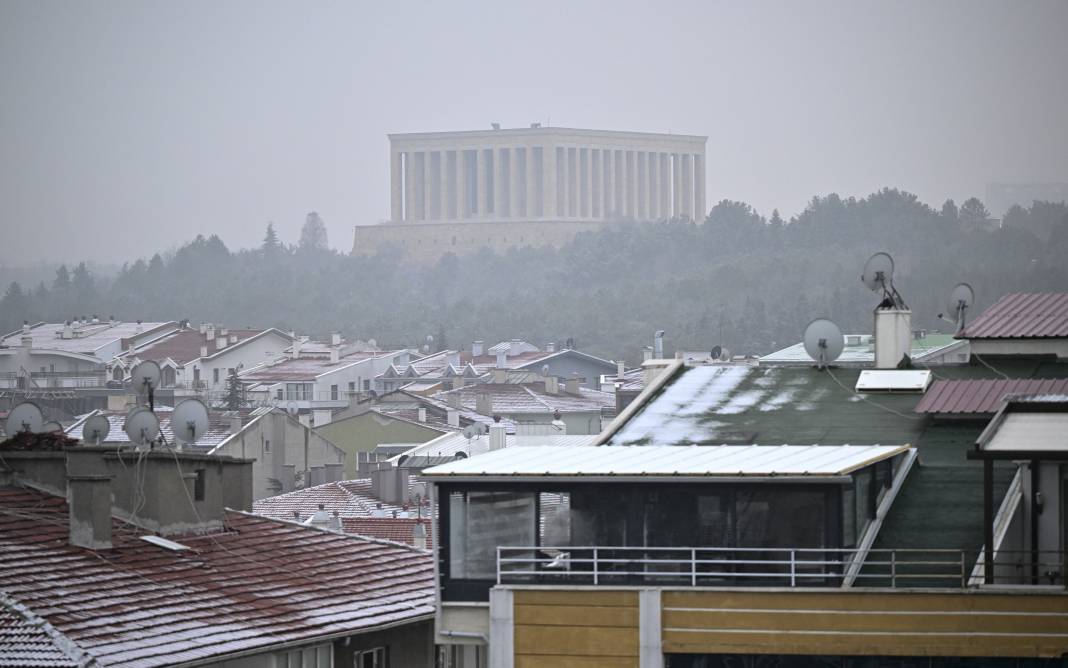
[946,282,975,331]
[286,401,298,416]
[84,414,111,445]
[410,481,428,502]
[454,451,468,460]
[123,408,160,446]
[541,364,550,376]
[803,318,845,369]
[41,421,63,433]
[5,402,44,434]
[130,360,161,395]
[711,345,722,360]
[172,399,210,445]
[367,338,377,348]
[861,252,907,309]
[462,423,487,441]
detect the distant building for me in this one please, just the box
[354,126,707,260]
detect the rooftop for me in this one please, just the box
[122,327,284,365]
[430,382,614,415]
[760,332,964,366]
[241,350,398,383]
[0,321,176,359]
[65,407,252,449]
[0,487,433,667]
[391,430,598,465]
[341,517,433,549]
[916,378,1068,415]
[422,443,909,479]
[961,292,1068,339]
[252,479,410,520]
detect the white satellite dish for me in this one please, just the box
[5,402,44,435]
[803,318,845,369]
[130,360,161,396]
[172,398,210,445]
[41,421,63,433]
[946,282,975,332]
[861,251,907,308]
[286,401,299,416]
[462,423,487,441]
[123,408,160,446]
[84,414,111,445]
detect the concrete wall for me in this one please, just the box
[352,219,609,262]
[526,354,616,390]
[970,338,1068,360]
[504,410,602,435]
[315,412,445,479]
[333,619,435,668]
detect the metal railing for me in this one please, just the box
[496,546,1066,589]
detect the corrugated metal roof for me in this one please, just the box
[0,487,434,667]
[985,413,1068,452]
[915,378,1068,414]
[422,443,908,478]
[961,292,1068,339]
[391,431,597,464]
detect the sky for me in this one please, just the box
[1,0,1066,264]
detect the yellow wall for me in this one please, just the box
[513,589,639,668]
[662,589,1068,658]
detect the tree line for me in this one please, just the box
[2,194,1066,363]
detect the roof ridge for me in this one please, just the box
[228,508,431,555]
[522,385,555,410]
[0,591,98,667]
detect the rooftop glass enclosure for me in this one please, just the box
[427,446,906,602]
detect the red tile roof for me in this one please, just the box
[961,292,1068,339]
[126,328,272,365]
[252,479,423,520]
[915,378,1068,415]
[0,593,88,668]
[0,487,434,667]
[342,517,433,549]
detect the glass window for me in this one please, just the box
[855,470,872,536]
[356,647,386,668]
[213,368,219,384]
[449,491,536,579]
[331,384,339,400]
[842,485,856,548]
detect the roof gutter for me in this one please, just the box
[594,358,685,445]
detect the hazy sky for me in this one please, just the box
[1,0,1066,264]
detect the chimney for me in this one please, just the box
[290,339,302,359]
[489,420,506,451]
[617,360,626,379]
[412,522,428,550]
[452,377,465,390]
[874,307,913,369]
[472,340,484,357]
[91,314,100,324]
[654,330,665,359]
[216,337,227,350]
[447,409,460,428]
[327,510,342,531]
[206,325,215,341]
[67,450,113,550]
[229,334,238,345]
[447,392,462,410]
[544,376,559,394]
[110,315,117,326]
[324,463,343,483]
[135,319,143,335]
[545,342,556,353]
[642,346,654,362]
[220,327,229,337]
[417,407,427,422]
[329,347,340,364]
[200,345,209,358]
[331,332,342,346]
[565,375,581,394]
[62,322,73,339]
[229,416,243,434]
[20,334,32,349]
[491,368,508,384]
[199,322,208,334]
[475,392,493,416]
[642,359,673,387]
[21,321,30,335]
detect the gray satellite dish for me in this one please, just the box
[803,318,845,369]
[861,251,907,308]
[123,408,160,446]
[946,282,975,331]
[84,414,111,445]
[41,421,63,433]
[6,402,44,434]
[286,401,298,415]
[462,423,487,440]
[130,360,161,395]
[367,338,377,349]
[172,398,210,445]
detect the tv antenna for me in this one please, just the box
[462,423,487,441]
[123,408,160,447]
[83,414,111,445]
[130,360,161,411]
[803,318,845,369]
[942,283,975,334]
[861,252,907,309]
[5,402,44,435]
[172,398,210,447]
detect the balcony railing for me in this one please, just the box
[496,546,1067,589]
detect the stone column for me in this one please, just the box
[525,146,537,218]
[659,153,671,218]
[494,147,506,218]
[681,153,694,219]
[404,152,417,222]
[456,150,467,219]
[583,148,593,218]
[638,151,649,219]
[476,148,487,217]
[559,147,569,217]
[612,149,622,218]
[620,150,631,217]
[543,145,556,218]
[592,149,603,218]
[672,153,682,217]
[438,151,448,221]
[509,147,521,218]
[694,153,706,221]
[390,150,402,222]
[649,151,660,219]
[423,151,433,220]
[569,148,579,218]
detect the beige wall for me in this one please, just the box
[315,412,445,479]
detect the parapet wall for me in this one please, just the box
[352,219,610,262]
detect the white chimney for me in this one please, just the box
[417,407,427,422]
[447,392,462,409]
[291,339,302,359]
[654,330,665,359]
[328,511,342,532]
[134,319,143,335]
[331,332,342,346]
[472,340,484,356]
[545,342,556,353]
[21,335,32,348]
[200,345,208,358]
[21,321,30,335]
[216,337,227,350]
[642,346,653,362]
[544,376,559,394]
[62,322,73,339]
[492,368,508,384]
[206,325,215,341]
[220,327,229,337]
[617,360,626,379]
[475,393,493,416]
[447,409,460,428]
[412,522,428,550]
[489,421,506,451]
[229,334,238,344]
[874,307,913,369]
[495,351,507,368]
[565,375,581,394]
[329,347,340,364]
[199,323,207,334]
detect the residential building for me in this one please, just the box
[421,292,1068,667]
[761,330,969,366]
[314,408,452,479]
[958,292,1068,359]
[0,442,436,667]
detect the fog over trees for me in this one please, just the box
[3,189,1066,362]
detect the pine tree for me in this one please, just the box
[262,223,281,253]
[298,212,328,251]
[224,369,247,410]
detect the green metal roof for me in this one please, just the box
[760,333,964,365]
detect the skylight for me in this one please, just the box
[855,369,931,393]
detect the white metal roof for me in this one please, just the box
[392,431,597,464]
[985,413,1068,452]
[421,443,909,478]
[855,369,932,393]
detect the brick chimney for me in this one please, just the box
[67,450,113,550]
